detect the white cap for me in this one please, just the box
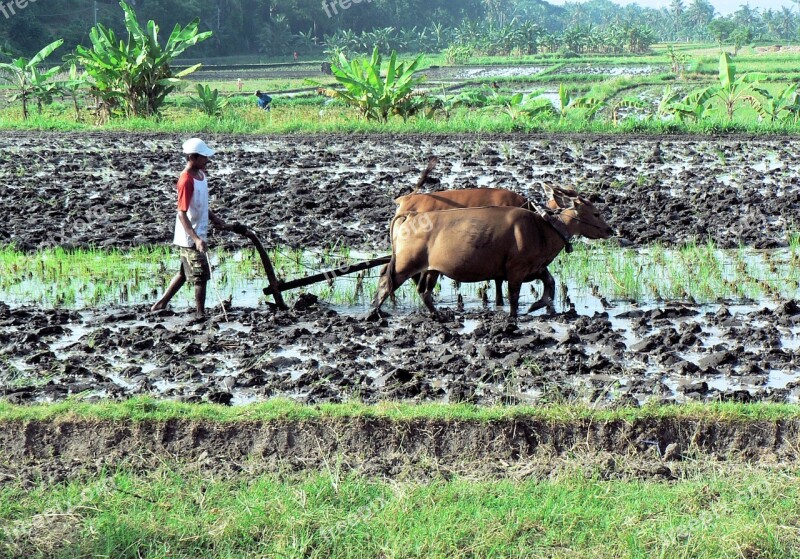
[182,138,215,157]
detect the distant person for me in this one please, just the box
[236,78,243,92]
[255,90,272,111]
[151,138,228,317]
[293,51,298,61]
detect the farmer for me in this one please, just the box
[151,138,228,317]
[255,90,272,111]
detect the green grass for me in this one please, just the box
[1,461,799,558]
[4,98,799,134]
[2,396,800,423]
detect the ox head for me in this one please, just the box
[543,185,613,240]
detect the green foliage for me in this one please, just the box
[715,52,765,120]
[0,39,63,120]
[749,84,800,123]
[611,96,648,125]
[665,86,716,122]
[60,63,87,121]
[667,45,689,77]
[558,83,604,120]
[190,84,228,117]
[487,90,556,122]
[75,1,212,118]
[444,44,473,65]
[314,47,425,123]
[707,18,736,47]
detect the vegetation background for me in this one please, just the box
[2,0,799,59]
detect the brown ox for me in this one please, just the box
[374,187,613,317]
[393,187,563,311]
[394,188,528,214]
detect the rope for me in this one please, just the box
[205,251,229,322]
[270,245,373,276]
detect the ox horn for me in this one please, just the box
[411,156,439,194]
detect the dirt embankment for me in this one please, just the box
[2,416,799,483]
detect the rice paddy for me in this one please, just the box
[3,240,800,310]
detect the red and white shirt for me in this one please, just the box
[173,170,209,248]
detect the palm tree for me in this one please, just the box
[670,0,685,39]
[734,4,762,38]
[762,9,780,40]
[686,0,715,38]
[566,3,588,27]
[779,6,796,40]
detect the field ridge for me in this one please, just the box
[4,415,799,483]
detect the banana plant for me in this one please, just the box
[191,84,228,117]
[672,87,717,122]
[425,89,489,119]
[715,52,766,120]
[0,39,63,120]
[60,63,88,121]
[656,85,681,119]
[749,84,799,123]
[490,90,556,122]
[610,96,648,125]
[311,46,425,122]
[557,83,604,121]
[75,1,211,118]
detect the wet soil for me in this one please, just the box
[2,132,799,252]
[2,132,800,408]
[3,414,800,484]
[2,295,800,407]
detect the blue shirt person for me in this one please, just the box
[255,90,272,111]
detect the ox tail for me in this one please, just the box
[374,213,411,308]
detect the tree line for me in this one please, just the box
[1,0,799,59]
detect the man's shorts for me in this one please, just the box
[179,246,210,283]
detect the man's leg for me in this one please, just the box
[195,280,207,316]
[151,268,186,311]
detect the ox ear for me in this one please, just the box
[545,185,576,209]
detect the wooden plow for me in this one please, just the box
[222,222,389,310]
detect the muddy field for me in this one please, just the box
[2,132,800,407]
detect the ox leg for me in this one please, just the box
[507,280,522,318]
[372,259,424,317]
[419,271,440,314]
[494,280,504,307]
[527,270,556,315]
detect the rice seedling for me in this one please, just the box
[3,240,800,310]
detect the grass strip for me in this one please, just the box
[4,100,800,135]
[2,396,800,423]
[1,465,799,558]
